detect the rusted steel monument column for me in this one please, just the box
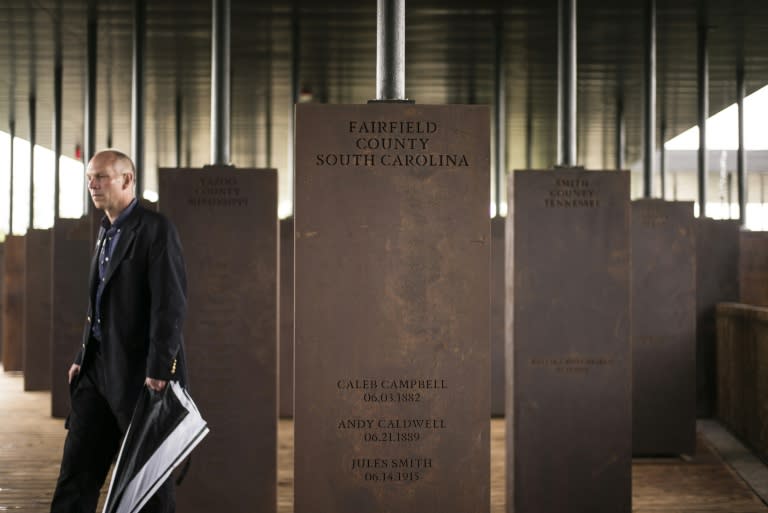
[507,7,631,501]
[23,9,54,391]
[163,1,278,511]
[50,1,93,415]
[295,2,490,512]
[631,200,696,456]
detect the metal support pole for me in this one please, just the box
[85,0,97,164]
[265,16,273,169]
[288,6,300,216]
[737,63,746,226]
[53,68,62,218]
[82,0,97,215]
[132,0,146,195]
[106,34,113,147]
[7,10,16,234]
[29,95,36,228]
[9,120,15,234]
[175,91,182,168]
[494,13,505,216]
[697,20,708,217]
[557,0,577,166]
[615,94,625,169]
[54,0,62,220]
[28,6,37,228]
[211,0,231,165]
[643,0,656,198]
[376,0,406,101]
[660,120,667,199]
[291,9,300,108]
[525,104,533,169]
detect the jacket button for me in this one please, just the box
[87,316,91,323]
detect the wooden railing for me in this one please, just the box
[716,302,768,460]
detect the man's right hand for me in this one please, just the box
[68,364,81,384]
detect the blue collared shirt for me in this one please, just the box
[92,198,138,341]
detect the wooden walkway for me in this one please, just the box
[1,368,766,512]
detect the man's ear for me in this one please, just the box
[123,172,134,190]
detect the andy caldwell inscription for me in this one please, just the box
[314,120,469,168]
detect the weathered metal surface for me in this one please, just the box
[23,229,53,391]
[279,217,294,418]
[51,218,93,418]
[631,200,696,455]
[3,235,26,372]
[696,219,740,417]
[295,103,490,513]
[160,166,277,513]
[507,168,631,513]
[739,231,768,307]
[491,216,505,417]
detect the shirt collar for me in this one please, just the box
[101,198,138,231]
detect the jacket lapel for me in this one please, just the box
[89,226,105,299]
[102,206,142,287]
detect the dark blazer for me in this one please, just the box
[74,203,188,427]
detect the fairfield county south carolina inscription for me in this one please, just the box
[188,176,249,207]
[315,120,469,168]
[544,178,600,208]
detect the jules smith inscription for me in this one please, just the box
[314,120,469,168]
[544,178,600,208]
[353,458,432,482]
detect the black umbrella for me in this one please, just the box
[103,381,209,513]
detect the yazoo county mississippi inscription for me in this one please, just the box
[315,120,469,168]
[188,176,249,207]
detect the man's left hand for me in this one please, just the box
[145,377,167,392]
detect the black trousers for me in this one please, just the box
[50,346,175,513]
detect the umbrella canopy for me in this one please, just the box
[103,381,209,513]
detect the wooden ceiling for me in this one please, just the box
[1,0,766,199]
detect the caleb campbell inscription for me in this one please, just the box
[315,120,469,168]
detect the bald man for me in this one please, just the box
[51,149,188,513]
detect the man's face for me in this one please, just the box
[85,156,128,212]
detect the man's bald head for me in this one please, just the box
[91,149,136,183]
[86,148,137,221]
